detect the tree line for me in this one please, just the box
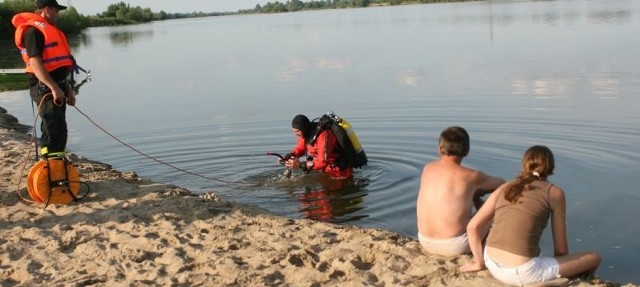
[241,0,475,13]
[1,0,477,38]
[0,1,229,41]
[1,0,476,43]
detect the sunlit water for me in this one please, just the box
[2,0,639,283]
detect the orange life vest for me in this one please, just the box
[12,12,74,73]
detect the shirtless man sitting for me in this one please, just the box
[416,126,505,257]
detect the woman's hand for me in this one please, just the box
[460,261,485,273]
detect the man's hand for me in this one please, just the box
[285,158,300,169]
[473,196,485,211]
[66,89,76,106]
[51,85,66,105]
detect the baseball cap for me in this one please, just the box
[35,0,67,10]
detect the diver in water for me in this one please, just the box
[285,114,353,179]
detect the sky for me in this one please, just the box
[62,0,273,15]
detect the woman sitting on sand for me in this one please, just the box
[460,145,601,286]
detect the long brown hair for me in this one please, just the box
[504,145,555,203]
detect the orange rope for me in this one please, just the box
[14,94,52,205]
[72,105,254,187]
[13,93,255,207]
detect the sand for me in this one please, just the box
[0,109,636,287]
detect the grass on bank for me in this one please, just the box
[0,73,27,91]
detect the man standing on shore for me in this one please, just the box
[12,0,76,158]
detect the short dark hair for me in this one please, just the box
[439,126,470,157]
[35,0,67,11]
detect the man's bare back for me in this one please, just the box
[415,126,505,256]
[416,156,504,239]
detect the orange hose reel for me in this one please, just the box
[27,158,81,205]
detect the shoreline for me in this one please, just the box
[0,109,635,286]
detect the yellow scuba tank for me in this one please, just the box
[27,158,82,205]
[336,117,363,154]
[324,112,368,168]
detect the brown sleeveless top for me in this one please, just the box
[486,180,553,257]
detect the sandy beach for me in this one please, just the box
[0,108,636,287]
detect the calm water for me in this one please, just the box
[2,0,639,283]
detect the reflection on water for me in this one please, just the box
[275,57,351,82]
[109,30,154,47]
[511,78,572,96]
[0,40,21,68]
[511,73,628,99]
[396,70,427,87]
[589,10,632,24]
[295,176,369,223]
[66,32,91,50]
[247,169,369,223]
[444,1,635,27]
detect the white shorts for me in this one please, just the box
[418,232,470,257]
[484,248,560,286]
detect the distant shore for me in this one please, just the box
[0,109,635,286]
[0,71,27,91]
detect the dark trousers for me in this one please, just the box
[30,83,68,154]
